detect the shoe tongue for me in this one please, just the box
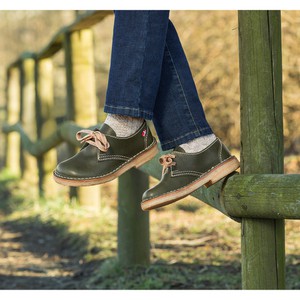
[173,146,186,153]
[99,123,117,137]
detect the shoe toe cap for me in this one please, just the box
[54,159,79,178]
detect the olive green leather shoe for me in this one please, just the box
[53,121,158,186]
[141,138,239,211]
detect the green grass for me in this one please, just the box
[0,171,299,289]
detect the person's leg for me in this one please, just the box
[103,10,170,136]
[54,11,239,197]
[141,20,240,211]
[152,20,215,151]
[53,11,170,186]
[104,12,217,153]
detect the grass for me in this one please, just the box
[0,169,300,289]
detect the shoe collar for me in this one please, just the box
[99,123,117,137]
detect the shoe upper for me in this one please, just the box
[54,121,155,180]
[142,138,232,201]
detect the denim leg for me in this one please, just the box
[153,20,214,151]
[104,11,170,119]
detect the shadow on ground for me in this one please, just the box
[1,216,89,259]
[0,214,92,289]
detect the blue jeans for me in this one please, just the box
[104,11,213,150]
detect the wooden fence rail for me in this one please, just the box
[1,10,295,289]
[5,121,300,220]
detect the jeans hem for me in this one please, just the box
[104,104,153,120]
[160,127,214,151]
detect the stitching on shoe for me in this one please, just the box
[142,156,235,202]
[171,170,203,177]
[145,126,148,149]
[97,153,130,161]
[54,140,157,180]
[97,154,130,161]
[219,141,223,162]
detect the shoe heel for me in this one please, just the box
[135,143,159,168]
[204,156,240,188]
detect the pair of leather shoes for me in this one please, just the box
[53,122,239,210]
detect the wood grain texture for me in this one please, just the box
[224,174,300,219]
[238,10,285,289]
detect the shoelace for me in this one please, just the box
[159,154,176,175]
[76,129,110,152]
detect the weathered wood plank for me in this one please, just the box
[2,121,81,157]
[37,11,112,59]
[20,56,39,195]
[69,10,112,31]
[35,58,58,197]
[64,29,98,125]
[238,10,285,289]
[8,11,112,64]
[6,120,300,221]
[5,67,21,175]
[118,169,150,266]
[37,29,65,59]
[63,27,100,208]
[224,174,300,219]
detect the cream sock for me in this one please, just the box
[180,134,217,153]
[104,114,144,137]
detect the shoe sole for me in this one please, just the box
[53,141,159,187]
[141,156,240,211]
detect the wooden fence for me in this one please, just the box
[2,10,298,289]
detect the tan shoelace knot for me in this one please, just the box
[159,154,176,175]
[76,129,110,152]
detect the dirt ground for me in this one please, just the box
[0,217,96,289]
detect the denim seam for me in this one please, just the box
[104,104,153,118]
[165,42,200,135]
[137,12,150,107]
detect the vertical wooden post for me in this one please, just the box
[5,67,21,176]
[20,54,39,196]
[118,168,150,266]
[64,29,101,209]
[238,11,285,289]
[35,58,58,198]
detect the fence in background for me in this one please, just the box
[2,10,300,289]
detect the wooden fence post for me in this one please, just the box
[64,28,101,209]
[5,67,21,176]
[118,168,150,266]
[238,11,285,289]
[35,58,58,198]
[20,54,39,196]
